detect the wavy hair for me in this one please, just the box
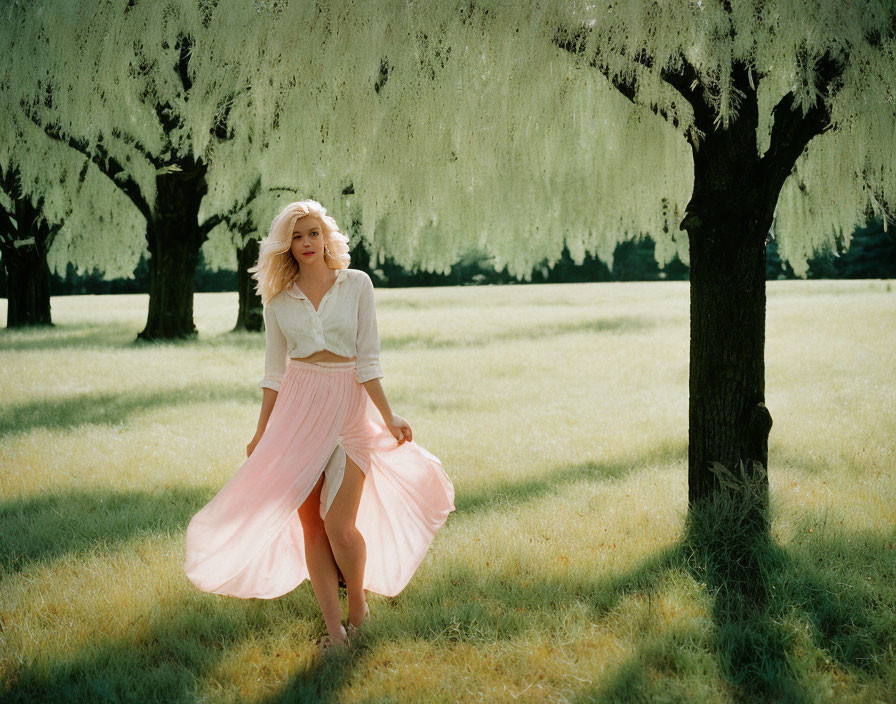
[248,200,351,305]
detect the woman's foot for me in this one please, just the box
[316,623,348,653]
[346,601,370,641]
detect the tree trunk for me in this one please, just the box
[2,196,55,328]
[687,220,773,526]
[137,162,209,341]
[234,235,262,332]
[3,241,53,327]
[682,78,774,529]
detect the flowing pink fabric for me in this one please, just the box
[183,359,456,599]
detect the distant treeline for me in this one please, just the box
[3,220,893,297]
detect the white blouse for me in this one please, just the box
[258,267,384,389]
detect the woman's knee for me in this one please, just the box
[324,517,357,548]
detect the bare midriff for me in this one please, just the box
[290,349,355,364]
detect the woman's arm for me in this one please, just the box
[250,304,287,456]
[362,378,412,445]
[256,387,279,435]
[362,378,392,424]
[355,273,410,444]
[247,387,279,456]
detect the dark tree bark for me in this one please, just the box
[3,245,53,327]
[234,235,262,332]
[138,159,209,341]
[1,184,58,328]
[680,54,843,519]
[679,62,773,523]
[2,237,54,328]
[686,224,772,510]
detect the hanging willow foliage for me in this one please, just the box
[0,110,143,278]
[2,0,894,279]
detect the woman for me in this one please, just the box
[183,200,456,651]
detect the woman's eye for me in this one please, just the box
[310,231,319,237]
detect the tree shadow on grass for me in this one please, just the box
[268,487,894,703]
[575,505,896,703]
[9,520,889,704]
[4,455,893,703]
[1,590,354,704]
[0,322,142,352]
[0,322,264,354]
[454,440,686,518]
[0,487,210,575]
[381,511,893,703]
[0,384,255,439]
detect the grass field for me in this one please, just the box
[1,279,894,703]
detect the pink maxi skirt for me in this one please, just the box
[183,359,456,599]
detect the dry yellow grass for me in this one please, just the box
[1,279,894,703]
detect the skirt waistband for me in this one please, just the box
[288,358,355,373]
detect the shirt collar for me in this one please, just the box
[284,268,347,300]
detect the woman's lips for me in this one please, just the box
[302,252,314,256]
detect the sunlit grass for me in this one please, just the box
[1,279,894,703]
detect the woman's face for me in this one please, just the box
[290,215,327,267]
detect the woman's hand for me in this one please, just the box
[386,414,412,445]
[247,431,263,457]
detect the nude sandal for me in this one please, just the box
[316,623,348,653]
[345,602,370,642]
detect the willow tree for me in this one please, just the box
[217,0,893,516]
[0,104,142,327]
[549,1,893,513]
[1,1,283,339]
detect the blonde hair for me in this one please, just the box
[249,200,351,305]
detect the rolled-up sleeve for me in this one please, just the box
[355,274,384,384]
[259,304,287,391]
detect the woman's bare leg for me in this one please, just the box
[298,471,345,642]
[324,454,369,628]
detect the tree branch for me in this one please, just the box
[108,126,165,170]
[0,163,63,252]
[553,26,710,131]
[0,205,17,249]
[24,109,153,221]
[198,181,299,237]
[758,50,847,201]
